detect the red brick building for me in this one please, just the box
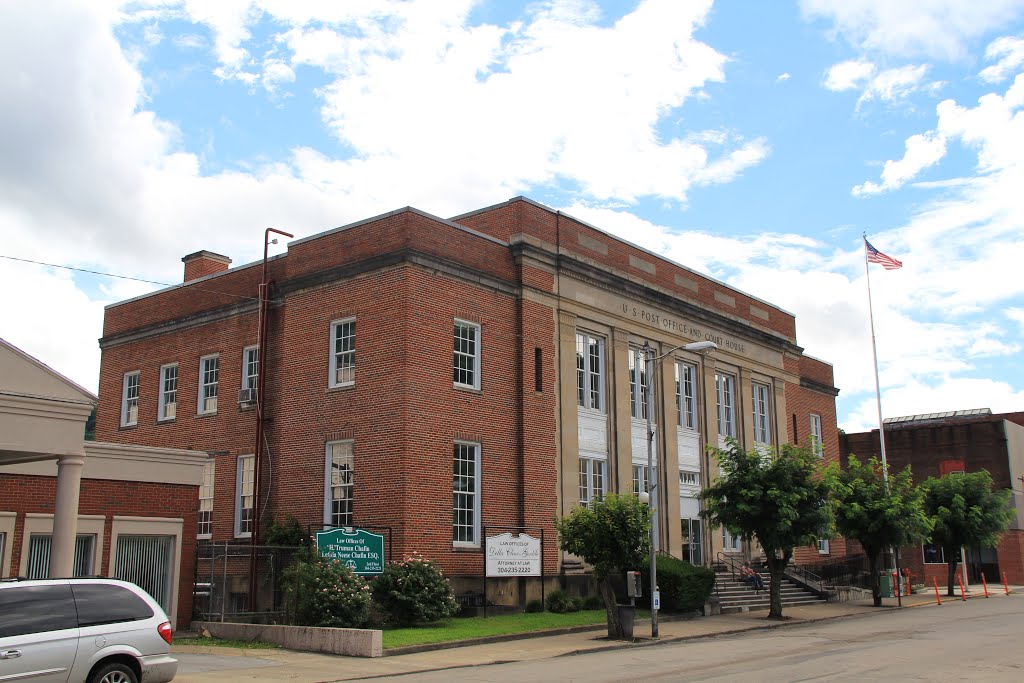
[94,197,841,602]
[842,409,1024,585]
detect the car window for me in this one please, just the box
[71,583,154,626]
[0,584,77,637]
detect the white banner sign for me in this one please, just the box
[485,532,541,577]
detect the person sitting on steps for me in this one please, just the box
[741,561,765,591]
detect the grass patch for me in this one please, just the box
[383,610,619,649]
[188,636,279,650]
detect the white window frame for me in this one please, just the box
[628,346,649,420]
[242,345,259,396]
[324,440,355,528]
[453,320,481,390]
[817,538,830,555]
[235,454,254,538]
[198,353,219,415]
[198,460,214,539]
[810,414,824,458]
[679,469,699,486]
[716,373,736,438]
[578,456,606,508]
[158,363,177,421]
[723,527,742,552]
[329,318,356,388]
[575,332,605,412]
[121,371,140,427]
[453,441,481,547]
[675,361,698,430]
[752,381,772,446]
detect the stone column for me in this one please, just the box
[50,453,84,578]
[611,329,633,493]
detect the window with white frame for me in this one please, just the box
[679,470,699,486]
[681,518,703,566]
[810,414,823,457]
[628,347,648,420]
[121,371,140,427]
[715,373,736,438]
[198,460,214,538]
[241,345,259,400]
[453,320,480,389]
[722,527,742,552]
[158,364,177,421]
[632,464,652,496]
[579,457,606,508]
[330,318,355,387]
[198,354,219,415]
[325,441,354,527]
[752,381,772,446]
[817,538,830,555]
[235,455,254,537]
[575,332,605,411]
[675,361,698,430]
[453,442,481,545]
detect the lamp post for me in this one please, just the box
[644,339,717,638]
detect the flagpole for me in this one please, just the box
[863,233,890,486]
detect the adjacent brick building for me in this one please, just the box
[94,197,841,603]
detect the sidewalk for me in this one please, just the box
[170,589,1017,682]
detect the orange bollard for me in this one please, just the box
[1003,571,1010,595]
[892,571,901,598]
[933,576,942,605]
[981,572,989,598]
[957,572,966,601]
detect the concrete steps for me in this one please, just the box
[713,568,825,614]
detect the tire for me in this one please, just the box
[88,662,139,683]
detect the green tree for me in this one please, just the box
[921,470,1014,596]
[556,493,650,639]
[825,456,931,606]
[700,442,830,619]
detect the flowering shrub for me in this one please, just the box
[283,546,372,628]
[371,552,459,626]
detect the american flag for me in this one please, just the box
[864,238,902,270]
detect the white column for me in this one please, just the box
[50,454,84,577]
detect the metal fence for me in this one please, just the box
[802,554,873,589]
[193,542,300,623]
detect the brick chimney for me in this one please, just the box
[182,250,232,282]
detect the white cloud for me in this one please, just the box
[980,35,1024,83]
[853,130,947,195]
[824,60,937,109]
[776,72,791,82]
[824,59,875,91]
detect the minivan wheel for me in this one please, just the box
[89,662,139,683]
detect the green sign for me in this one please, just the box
[316,527,385,575]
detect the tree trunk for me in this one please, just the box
[947,557,959,597]
[599,576,625,639]
[867,551,881,607]
[765,551,789,620]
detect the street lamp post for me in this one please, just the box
[644,339,717,638]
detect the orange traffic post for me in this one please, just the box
[932,577,942,605]
[981,572,989,598]
[957,572,966,601]
[892,571,901,599]
[1003,571,1010,595]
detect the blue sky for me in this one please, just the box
[2,0,1023,432]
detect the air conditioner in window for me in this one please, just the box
[238,388,257,405]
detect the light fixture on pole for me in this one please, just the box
[644,339,717,638]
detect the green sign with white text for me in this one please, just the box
[316,527,385,575]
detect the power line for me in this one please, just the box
[0,254,260,303]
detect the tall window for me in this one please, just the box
[817,538,830,555]
[121,371,140,427]
[198,460,214,539]
[810,414,824,457]
[198,354,219,415]
[26,534,95,579]
[453,442,480,546]
[715,373,736,438]
[235,455,254,537]
[575,332,605,411]
[675,361,698,430]
[241,345,259,400]
[158,364,177,421]
[632,464,652,496]
[628,347,648,420]
[682,518,703,566]
[723,528,742,552]
[330,318,355,387]
[752,381,771,446]
[325,441,354,527]
[579,457,606,508]
[453,321,480,389]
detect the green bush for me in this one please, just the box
[371,553,459,626]
[524,599,544,613]
[265,515,308,547]
[545,589,579,613]
[581,595,604,610]
[283,546,371,627]
[641,556,715,612]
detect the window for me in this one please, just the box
[198,354,219,414]
[679,470,699,486]
[241,345,259,400]
[576,332,605,411]
[923,543,946,564]
[158,363,177,421]
[325,441,354,528]
[817,538,830,555]
[453,442,480,546]
[534,348,543,392]
[752,381,771,446]
[723,528,742,552]
[0,584,77,637]
[26,534,95,578]
[628,347,649,420]
[330,318,355,387]
[810,414,823,457]
[235,455,254,537]
[198,460,214,539]
[121,371,140,427]
[71,583,154,626]
[579,457,606,508]
[453,320,480,389]
[682,518,703,566]
[675,361,698,430]
[715,373,736,438]
[632,464,652,496]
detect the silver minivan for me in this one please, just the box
[0,577,177,683]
